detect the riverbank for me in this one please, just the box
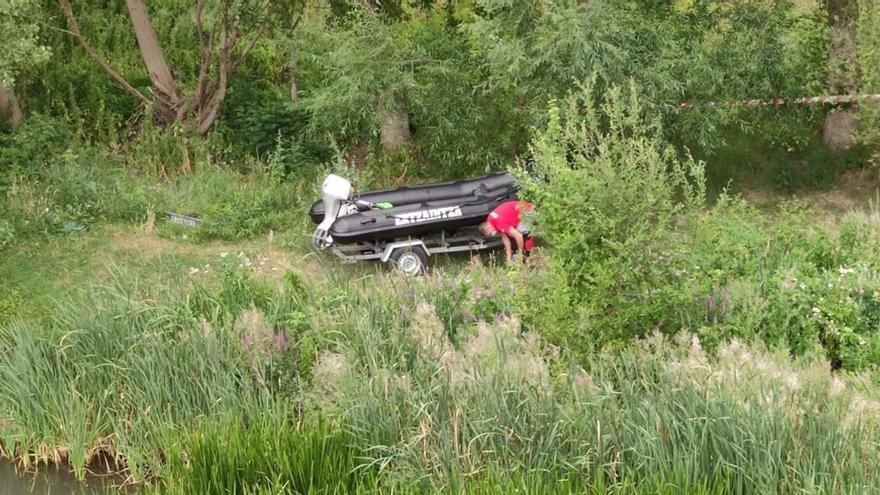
[2,187,880,492]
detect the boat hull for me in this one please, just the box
[328,188,517,244]
[309,172,516,224]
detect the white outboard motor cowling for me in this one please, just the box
[312,174,352,249]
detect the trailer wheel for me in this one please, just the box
[389,246,428,276]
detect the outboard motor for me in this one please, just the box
[312,174,352,249]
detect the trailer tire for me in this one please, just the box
[389,246,428,276]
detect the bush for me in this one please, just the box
[516,80,880,371]
[516,80,705,353]
[155,170,298,242]
[0,131,154,244]
[219,72,333,174]
[0,114,73,180]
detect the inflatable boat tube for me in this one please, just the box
[328,188,517,244]
[309,172,516,224]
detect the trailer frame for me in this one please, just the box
[325,227,503,275]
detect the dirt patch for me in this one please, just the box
[105,226,316,275]
[741,169,880,215]
[108,228,183,258]
[802,168,880,214]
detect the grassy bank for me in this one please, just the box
[0,245,879,493]
[2,105,880,492]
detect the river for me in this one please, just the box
[0,461,118,494]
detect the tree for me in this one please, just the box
[303,7,417,154]
[0,0,50,127]
[59,0,303,135]
[822,0,860,150]
[302,2,523,170]
[857,0,880,158]
[0,84,22,128]
[463,0,828,152]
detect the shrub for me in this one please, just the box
[0,114,73,180]
[516,79,705,353]
[155,170,297,242]
[515,80,880,371]
[1,136,153,244]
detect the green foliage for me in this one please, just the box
[701,127,871,195]
[162,412,365,495]
[5,1,880,492]
[465,0,830,152]
[0,117,154,243]
[23,1,145,139]
[0,0,50,86]
[0,113,73,177]
[0,273,263,480]
[302,4,516,177]
[3,224,880,492]
[325,292,880,493]
[0,289,23,326]
[219,71,333,172]
[519,80,880,371]
[858,0,880,161]
[155,169,298,242]
[517,80,705,352]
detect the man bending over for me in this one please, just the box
[480,200,534,263]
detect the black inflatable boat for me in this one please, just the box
[330,189,516,244]
[309,172,516,225]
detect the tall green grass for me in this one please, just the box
[325,300,880,493]
[1,247,879,493]
[161,410,367,495]
[0,266,308,481]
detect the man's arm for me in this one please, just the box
[501,233,512,262]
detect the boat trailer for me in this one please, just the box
[326,229,502,276]
[310,174,507,276]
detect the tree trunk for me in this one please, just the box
[125,0,182,123]
[0,82,23,128]
[289,47,300,103]
[378,91,411,152]
[823,0,859,150]
[290,76,300,103]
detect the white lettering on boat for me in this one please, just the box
[393,206,463,226]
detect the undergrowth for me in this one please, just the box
[0,262,878,494]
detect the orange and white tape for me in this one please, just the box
[677,93,880,110]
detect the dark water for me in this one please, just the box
[0,462,116,494]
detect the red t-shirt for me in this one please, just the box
[487,200,532,234]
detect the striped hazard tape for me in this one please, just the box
[678,93,880,110]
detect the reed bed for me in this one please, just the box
[0,263,878,493]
